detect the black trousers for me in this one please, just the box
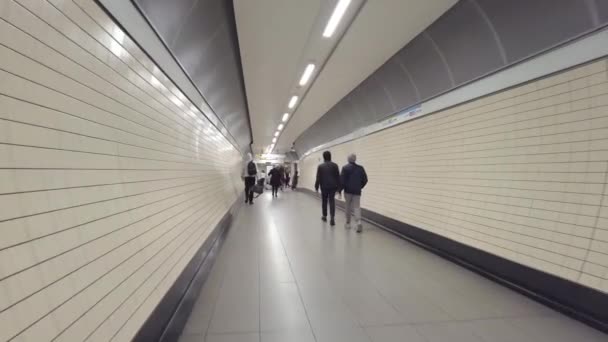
[272,185,279,197]
[321,189,336,219]
[244,177,255,203]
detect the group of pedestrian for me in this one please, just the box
[242,150,367,233]
[315,151,368,233]
[268,164,295,197]
[242,153,299,202]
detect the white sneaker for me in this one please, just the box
[345,223,351,229]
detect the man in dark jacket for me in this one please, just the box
[341,153,368,232]
[315,151,341,226]
[242,153,257,205]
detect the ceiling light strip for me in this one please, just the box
[288,95,299,109]
[323,0,352,38]
[299,63,316,86]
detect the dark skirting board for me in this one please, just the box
[133,199,240,342]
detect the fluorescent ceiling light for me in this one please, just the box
[323,0,351,38]
[288,96,298,109]
[272,137,277,143]
[282,113,289,122]
[274,131,279,137]
[299,63,316,86]
[278,124,284,131]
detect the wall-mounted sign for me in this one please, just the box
[255,153,285,164]
[255,153,283,160]
[301,104,423,159]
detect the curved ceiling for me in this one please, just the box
[133,0,252,152]
[295,0,608,154]
[234,0,457,153]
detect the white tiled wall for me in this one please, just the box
[0,0,242,341]
[300,59,608,295]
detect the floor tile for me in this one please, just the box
[178,192,604,342]
[507,316,607,342]
[365,325,426,342]
[261,329,316,342]
[205,332,259,342]
[415,321,485,342]
[179,333,204,342]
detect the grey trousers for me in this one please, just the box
[344,193,361,224]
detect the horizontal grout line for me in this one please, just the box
[355,157,608,167]
[368,177,604,196]
[56,0,240,151]
[0,190,210,289]
[0,183,215,253]
[369,189,601,229]
[313,72,608,154]
[7,191,224,341]
[0,175,203,196]
[0,194,207,320]
[0,91,225,158]
[0,66,203,153]
[0,116,223,164]
[373,166,606,173]
[362,148,608,165]
[365,173,606,185]
[0,167,227,171]
[0,34,203,148]
[0,179,209,224]
[377,70,608,140]
[371,207,586,273]
[5,1,190,124]
[369,202,607,264]
[379,125,608,158]
[370,196,601,248]
[5,1,234,152]
[0,141,222,168]
[107,222,221,341]
[49,0,192,119]
[53,199,223,341]
[73,0,241,151]
[303,190,605,300]
[88,202,226,341]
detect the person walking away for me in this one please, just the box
[279,165,286,191]
[315,151,341,226]
[268,165,282,198]
[341,153,368,232]
[291,170,298,190]
[242,153,257,205]
[285,169,291,190]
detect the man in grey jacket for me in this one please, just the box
[341,153,368,232]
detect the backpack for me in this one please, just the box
[247,161,256,176]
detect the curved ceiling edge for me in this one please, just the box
[295,0,608,155]
[129,0,252,153]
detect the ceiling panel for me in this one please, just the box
[134,0,252,152]
[234,0,325,153]
[294,0,608,154]
[375,59,418,112]
[428,0,505,84]
[478,0,594,63]
[235,0,457,153]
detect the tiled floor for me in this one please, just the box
[178,191,606,342]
